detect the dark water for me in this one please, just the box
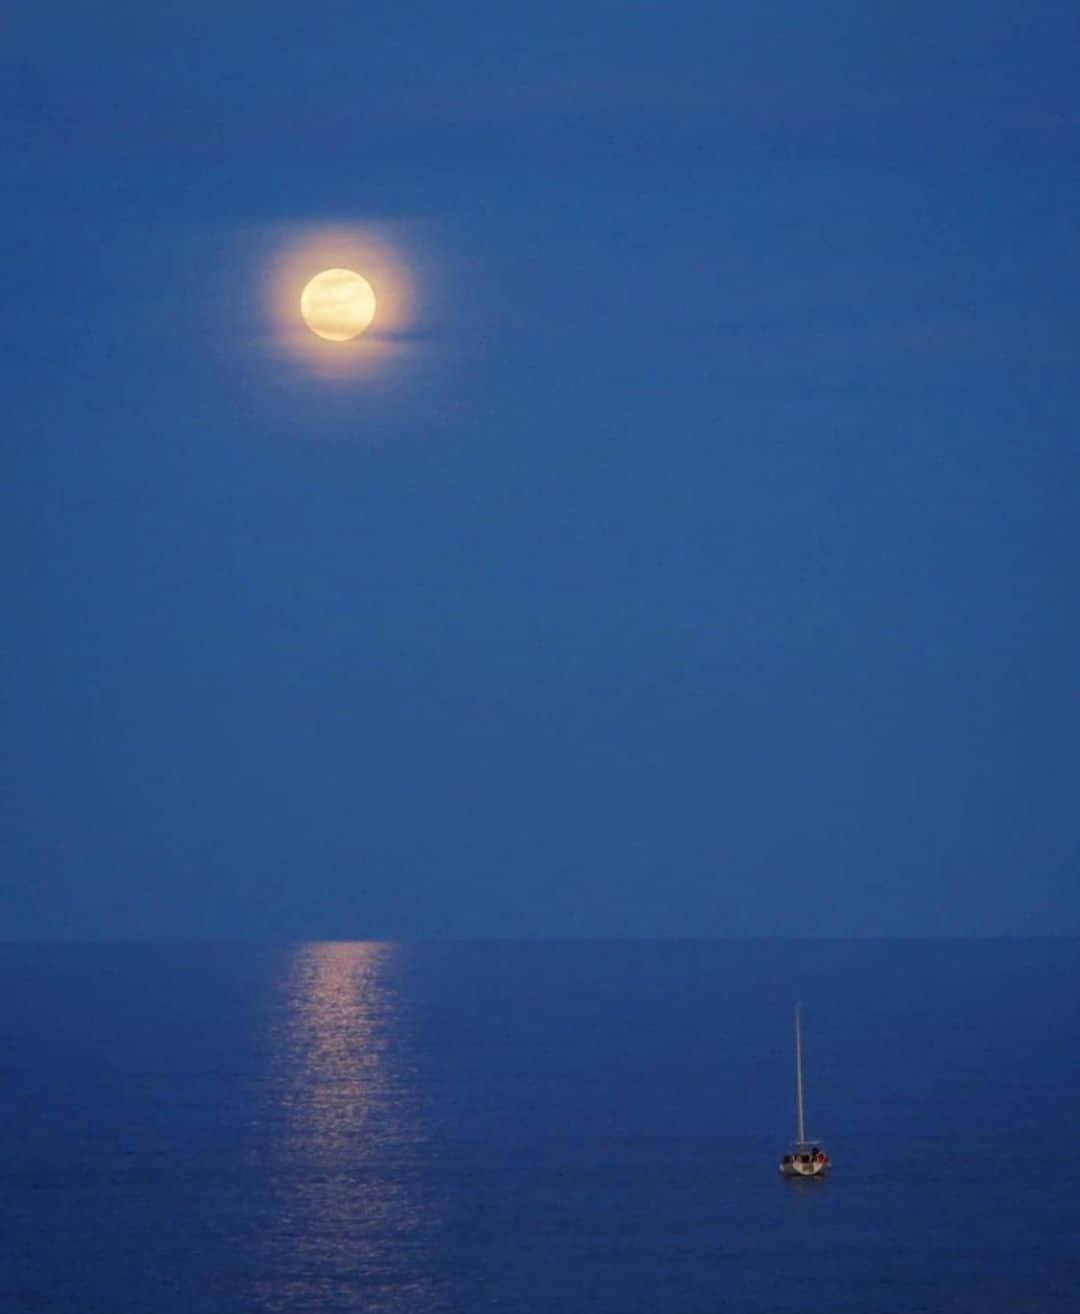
[2,941,1078,1313]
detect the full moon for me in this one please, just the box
[300,268,377,341]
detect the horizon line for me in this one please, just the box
[1,933,1077,946]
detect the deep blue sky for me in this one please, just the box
[3,2,1079,938]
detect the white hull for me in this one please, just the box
[779,1159,827,1178]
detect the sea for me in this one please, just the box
[2,940,1078,1313]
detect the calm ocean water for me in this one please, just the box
[2,940,1078,1313]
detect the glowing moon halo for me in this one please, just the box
[300,268,376,341]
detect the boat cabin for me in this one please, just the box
[781,1142,826,1167]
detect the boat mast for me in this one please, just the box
[795,1002,805,1143]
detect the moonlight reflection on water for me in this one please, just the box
[261,942,441,1313]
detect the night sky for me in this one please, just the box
[4,2,1079,938]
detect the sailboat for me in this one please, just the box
[778,1003,829,1178]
